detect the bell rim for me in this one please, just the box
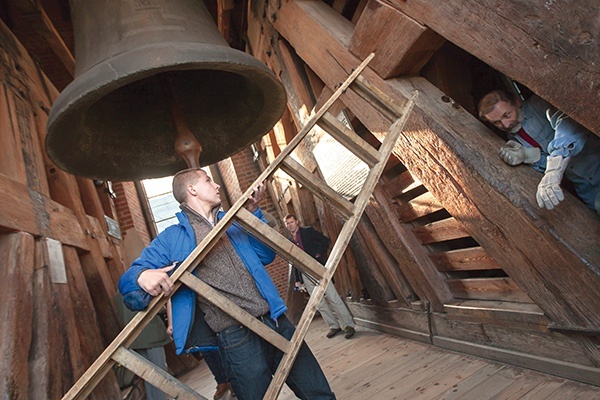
[47,42,285,129]
[45,42,287,181]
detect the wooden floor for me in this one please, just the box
[179,316,600,399]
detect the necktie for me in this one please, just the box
[517,127,541,149]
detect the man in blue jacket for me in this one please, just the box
[119,168,335,400]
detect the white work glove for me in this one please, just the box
[536,155,570,210]
[499,141,541,166]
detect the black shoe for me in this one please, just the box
[326,328,342,338]
[344,326,355,339]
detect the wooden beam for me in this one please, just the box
[382,169,421,198]
[394,191,443,222]
[111,347,205,400]
[280,157,356,218]
[373,186,453,311]
[267,0,600,331]
[443,300,547,326]
[0,232,34,399]
[217,0,234,44]
[446,277,533,303]
[0,173,88,249]
[429,247,501,272]
[0,83,29,186]
[412,217,471,245]
[432,335,600,387]
[349,218,397,304]
[17,5,75,77]
[383,0,600,136]
[318,111,382,167]
[350,0,445,78]
[356,212,415,306]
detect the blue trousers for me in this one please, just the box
[217,314,335,400]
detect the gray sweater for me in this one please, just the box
[182,204,269,332]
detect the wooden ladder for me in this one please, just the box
[61,53,416,400]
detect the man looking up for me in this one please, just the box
[284,214,356,340]
[119,169,335,400]
[478,90,600,213]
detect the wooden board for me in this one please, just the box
[412,217,471,245]
[0,173,86,250]
[446,277,533,303]
[384,0,600,136]
[0,232,34,399]
[180,317,600,399]
[429,246,500,272]
[350,0,445,78]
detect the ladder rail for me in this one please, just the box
[263,93,417,399]
[63,53,413,400]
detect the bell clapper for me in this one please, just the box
[162,76,203,169]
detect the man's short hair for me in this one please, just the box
[172,168,205,203]
[478,90,518,121]
[284,213,297,221]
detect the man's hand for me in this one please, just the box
[500,140,541,166]
[137,264,176,296]
[536,156,570,210]
[245,182,266,212]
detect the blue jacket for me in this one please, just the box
[118,207,287,355]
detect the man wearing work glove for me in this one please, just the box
[499,140,540,166]
[478,90,600,213]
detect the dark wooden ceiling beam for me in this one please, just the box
[350,0,445,78]
[383,0,600,136]
[9,0,74,76]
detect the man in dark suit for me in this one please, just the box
[284,214,356,339]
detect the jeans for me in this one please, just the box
[217,314,335,400]
[186,307,228,384]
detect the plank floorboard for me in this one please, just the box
[179,316,600,399]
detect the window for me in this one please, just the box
[142,176,179,233]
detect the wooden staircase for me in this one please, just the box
[60,53,416,400]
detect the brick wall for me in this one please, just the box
[230,149,290,296]
[113,181,152,247]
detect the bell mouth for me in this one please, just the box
[46,42,286,181]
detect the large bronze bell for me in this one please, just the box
[46,0,286,181]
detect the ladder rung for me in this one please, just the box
[179,271,291,353]
[236,208,327,280]
[280,157,356,218]
[318,112,382,167]
[351,75,405,121]
[112,346,205,400]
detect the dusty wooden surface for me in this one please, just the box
[384,0,600,136]
[180,316,600,399]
